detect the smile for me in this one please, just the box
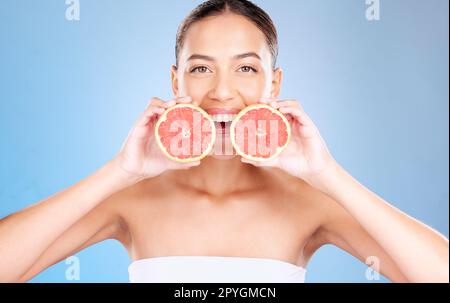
[205,108,241,136]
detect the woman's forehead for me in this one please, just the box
[180,14,270,62]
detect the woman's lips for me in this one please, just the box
[202,108,240,136]
[205,108,241,115]
[203,108,240,157]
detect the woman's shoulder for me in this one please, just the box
[263,168,326,201]
[116,173,170,200]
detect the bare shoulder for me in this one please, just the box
[266,168,337,264]
[266,167,331,218]
[107,175,170,246]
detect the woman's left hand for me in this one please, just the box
[240,97,337,186]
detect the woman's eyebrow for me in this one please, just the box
[187,52,261,62]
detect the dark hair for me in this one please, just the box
[175,0,279,70]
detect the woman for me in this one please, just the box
[0,0,448,283]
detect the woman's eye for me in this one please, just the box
[191,66,211,73]
[239,66,257,73]
[190,65,257,74]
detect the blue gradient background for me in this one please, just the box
[0,0,448,283]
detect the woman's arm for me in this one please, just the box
[16,181,130,283]
[242,97,449,282]
[0,158,137,282]
[0,96,198,282]
[0,158,135,282]
[310,188,410,282]
[310,161,449,283]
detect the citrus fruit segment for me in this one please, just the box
[155,104,216,163]
[230,104,291,162]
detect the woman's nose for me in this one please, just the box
[209,74,236,102]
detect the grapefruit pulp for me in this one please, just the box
[155,104,216,163]
[230,104,291,162]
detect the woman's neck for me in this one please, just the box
[168,156,265,196]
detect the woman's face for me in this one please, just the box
[171,13,282,110]
[171,12,282,160]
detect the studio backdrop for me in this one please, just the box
[0,0,448,282]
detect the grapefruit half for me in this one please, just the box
[230,104,291,162]
[155,104,216,163]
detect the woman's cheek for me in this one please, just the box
[181,74,268,103]
[237,78,266,102]
[181,77,210,99]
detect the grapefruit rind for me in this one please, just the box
[155,103,216,163]
[230,103,291,162]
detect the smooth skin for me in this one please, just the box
[0,12,448,283]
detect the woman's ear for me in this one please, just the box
[171,65,179,97]
[271,67,283,98]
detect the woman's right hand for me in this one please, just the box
[114,96,201,183]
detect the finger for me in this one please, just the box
[178,96,201,107]
[175,96,193,104]
[278,106,309,125]
[191,99,200,107]
[279,107,318,138]
[149,97,165,106]
[271,99,306,112]
[149,97,178,109]
[136,106,164,127]
[270,100,300,109]
[160,99,176,108]
[141,97,194,129]
[259,97,278,104]
[130,114,160,140]
[283,112,295,125]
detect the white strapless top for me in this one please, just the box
[128,256,306,283]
